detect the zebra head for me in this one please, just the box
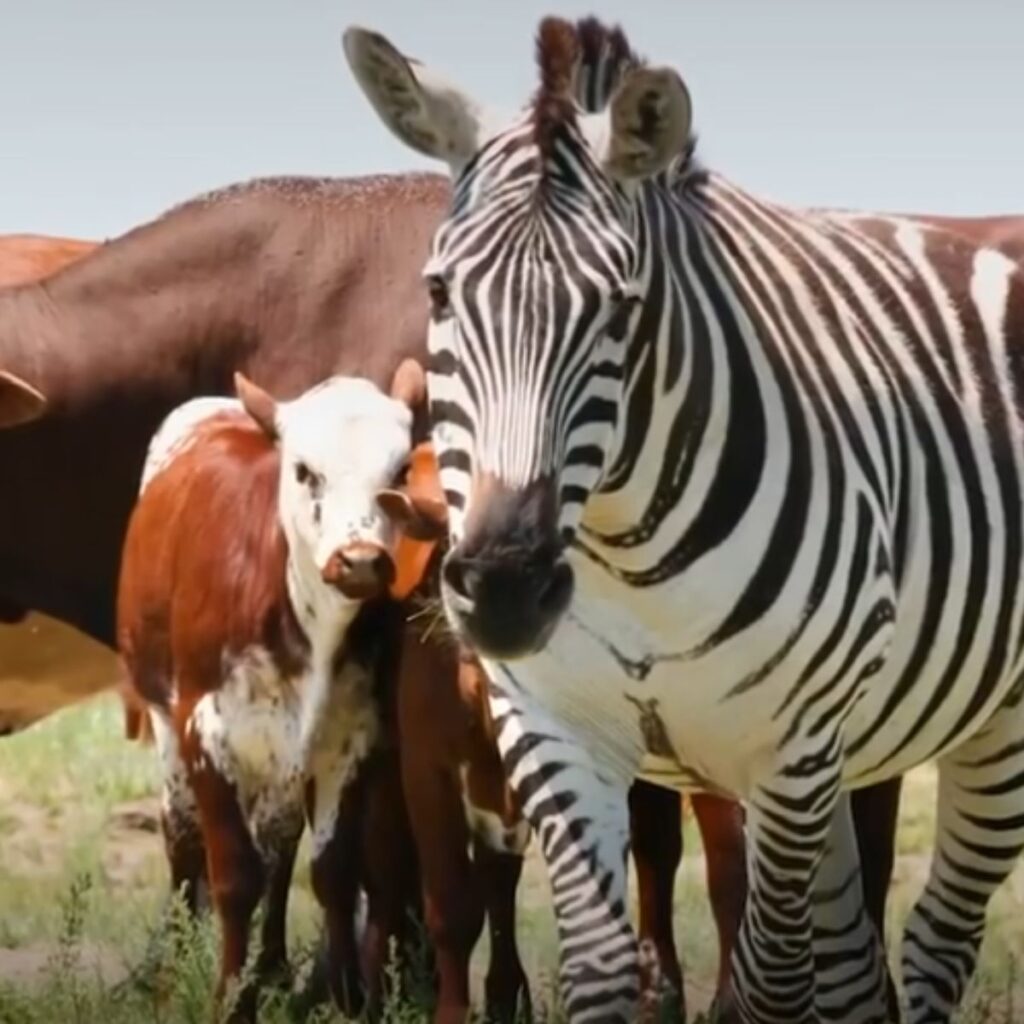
[344,18,691,658]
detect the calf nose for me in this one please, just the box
[322,542,395,599]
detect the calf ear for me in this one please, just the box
[234,372,278,440]
[377,489,448,541]
[390,358,427,412]
[0,370,46,428]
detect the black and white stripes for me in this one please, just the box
[345,16,1024,1024]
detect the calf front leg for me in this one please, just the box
[253,812,303,991]
[474,836,532,1024]
[851,778,903,1021]
[628,780,685,1022]
[358,747,422,1016]
[186,757,265,1024]
[690,792,747,1009]
[308,771,366,1017]
[402,750,483,1024]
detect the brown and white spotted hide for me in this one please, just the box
[117,362,440,1021]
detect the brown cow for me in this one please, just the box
[0,234,99,286]
[0,235,96,431]
[0,177,449,661]
[0,236,116,732]
[117,359,444,1021]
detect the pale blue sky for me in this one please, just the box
[1,0,1021,239]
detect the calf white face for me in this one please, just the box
[236,367,422,603]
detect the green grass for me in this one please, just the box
[0,695,1021,1021]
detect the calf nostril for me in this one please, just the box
[371,552,395,585]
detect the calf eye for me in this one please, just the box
[295,461,311,485]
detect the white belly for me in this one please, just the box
[188,646,378,856]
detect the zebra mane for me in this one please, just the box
[533,16,701,187]
[573,16,641,113]
[533,17,580,158]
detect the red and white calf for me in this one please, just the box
[117,360,443,1022]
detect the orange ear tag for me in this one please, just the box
[388,442,445,600]
[390,534,439,600]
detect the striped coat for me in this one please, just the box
[345,16,1024,1024]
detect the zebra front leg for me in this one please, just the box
[728,746,884,1024]
[902,702,1024,1023]
[490,685,640,1024]
[811,791,890,1024]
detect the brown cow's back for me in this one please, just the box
[912,214,1024,266]
[0,235,99,287]
[0,173,449,662]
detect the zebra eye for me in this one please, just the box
[426,276,452,321]
[606,293,640,339]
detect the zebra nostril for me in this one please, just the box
[444,557,477,602]
[538,560,574,615]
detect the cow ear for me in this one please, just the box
[390,358,427,412]
[234,372,278,440]
[377,489,448,541]
[0,370,46,429]
[587,66,691,182]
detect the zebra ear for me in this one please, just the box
[592,66,692,181]
[343,26,488,171]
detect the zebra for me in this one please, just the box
[344,16,1024,1024]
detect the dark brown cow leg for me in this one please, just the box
[851,778,903,1020]
[254,818,302,991]
[188,763,265,1024]
[690,793,747,1006]
[628,780,685,1021]
[163,811,208,917]
[403,755,482,1024]
[309,775,366,1018]
[358,749,422,1017]
[474,837,531,1024]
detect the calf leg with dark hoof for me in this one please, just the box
[629,780,685,1021]
[475,838,531,1023]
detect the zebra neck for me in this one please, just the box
[583,175,784,580]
